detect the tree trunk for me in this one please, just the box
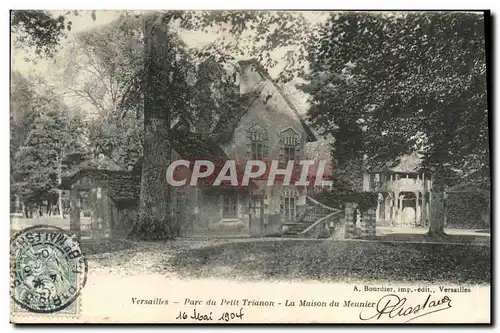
[69,190,81,241]
[427,183,448,238]
[481,190,491,227]
[131,119,173,240]
[22,201,27,218]
[57,158,65,219]
[58,191,64,218]
[427,102,452,238]
[128,12,177,240]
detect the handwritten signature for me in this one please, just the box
[360,294,452,322]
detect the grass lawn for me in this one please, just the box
[82,238,490,285]
[376,233,490,245]
[11,217,490,285]
[167,239,490,284]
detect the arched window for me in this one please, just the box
[246,124,269,160]
[279,127,301,166]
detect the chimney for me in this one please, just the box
[237,59,266,95]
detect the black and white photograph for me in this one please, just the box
[8,9,491,323]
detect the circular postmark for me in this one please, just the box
[10,225,87,313]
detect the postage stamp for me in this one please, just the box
[10,225,87,314]
[9,9,491,323]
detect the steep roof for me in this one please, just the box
[170,129,229,166]
[369,152,423,174]
[233,59,317,142]
[210,89,264,143]
[58,169,141,203]
[170,129,257,189]
[175,58,316,145]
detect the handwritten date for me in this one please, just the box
[176,308,244,322]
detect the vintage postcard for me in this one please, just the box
[10,10,491,323]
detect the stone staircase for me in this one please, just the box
[283,221,315,235]
[282,197,342,236]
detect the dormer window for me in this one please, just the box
[246,124,269,160]
[284,146,296,162]
[279,127,301,165]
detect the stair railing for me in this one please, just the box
[300,197,343,237]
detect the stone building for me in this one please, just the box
[168,59,334,237]
[58,169,140,238]
[363,153,432,227]
[60,59,339,239]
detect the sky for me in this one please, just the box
[12,11,120,77]
[11,10,331,114]
[12,10,329,75]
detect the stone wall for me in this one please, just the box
[344,202,377,239]
[344,202,357,238]
[88,187,113,239]
[360,208,377,239]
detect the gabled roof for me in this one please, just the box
[210,90,264,143]
[170,129,229,166]
[213,58,317,142]
[369,152,423,174]
[170,129,257,189]
[276,84,317,142]
[175,58,316,145]
[58,169,141,202]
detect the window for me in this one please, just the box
[281,190,297,221]
[370,173,381,189]
[250,197,262,218]
[222,193,238,218]
[252,142,263,160]
[281,196,296,221]
[279,128,301,166]
[247,124,268,160]
[284,146,296,162]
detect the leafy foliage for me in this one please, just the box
[10,72,39,158]
[86,112,144,170]
[11,10,67,57]
[69,13,144,117]
[312,190,378,211]
[62,14,145,170]
[11,10,97,57]
[446,192,489,229]
[305,12,488,189]
[11,77,87,206]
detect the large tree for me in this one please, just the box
[11,10,96,57]
[12,10,322,239]
[135,11,319,239]
[11,74,87,217]
[304,12,489,236]
[63,14,145,170]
